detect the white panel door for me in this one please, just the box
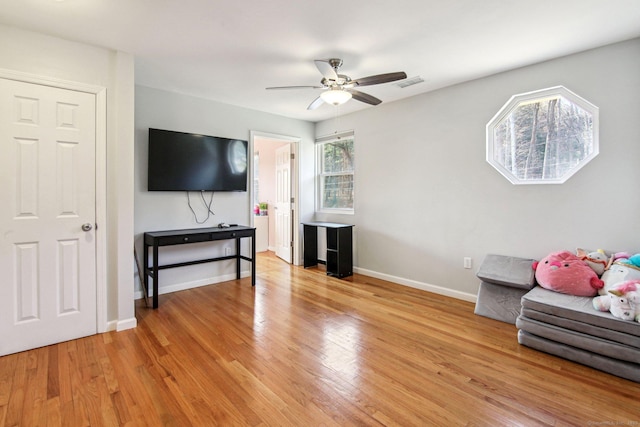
[274,144,292,263]
[0,78,97,356]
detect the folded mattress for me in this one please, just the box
[517,286,640,382]
[521,286,640,338]
[474,254,537,324]
[518,330,640,383]
[516,316,640,363]
[474,281,528,324]
[476,254,536,289]
[520,307,638,347]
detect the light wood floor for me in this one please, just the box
[1,251,639,426]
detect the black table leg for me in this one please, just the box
[153,243,159,309]
[251,233,256,286]
[235,237,241,280]
[143,242,149,305]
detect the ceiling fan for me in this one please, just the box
[266,58,407,110]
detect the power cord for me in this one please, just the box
[187,191,215,224]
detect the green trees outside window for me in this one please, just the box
[317,134,354,212]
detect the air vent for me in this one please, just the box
[397,76,424,88]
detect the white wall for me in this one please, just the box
[315,38,640,301]
[134,86,314,296]
[0,24,136,329]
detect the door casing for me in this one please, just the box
[250,131,300,265]
[0,68,108,333]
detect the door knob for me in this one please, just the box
[82,223,93,232]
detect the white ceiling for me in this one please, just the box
[2,0,640,122]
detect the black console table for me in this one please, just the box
[302,222,354,278]
[143,226,256,308]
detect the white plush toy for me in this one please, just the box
[598,260,640,296]
[593,280,640,322]
[576,248,610,276]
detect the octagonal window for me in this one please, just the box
[486,86,599,184]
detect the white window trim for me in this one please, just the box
[315,131,355,215]
[486,86,599,185]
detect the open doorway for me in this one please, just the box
[250,131,300,265]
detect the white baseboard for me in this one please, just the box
[104,320,118,332]
[134,271,252,300]
[116,317,137,331]
[354,267,477,303]
[103,317,137,332]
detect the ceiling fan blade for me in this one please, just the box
[266,85,323,90]
[314,60,339,80]
[348,89,382,106]
[307,96,325,110]
[353,72,407,87]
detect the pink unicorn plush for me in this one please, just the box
[593,280,640,322]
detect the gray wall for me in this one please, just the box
[315,38,640,300]
[134,86,315,295]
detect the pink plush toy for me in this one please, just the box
[533,251,604,296]
[593,280,640,322]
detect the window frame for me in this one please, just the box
[486,86,599,185]
[315,131,355,215]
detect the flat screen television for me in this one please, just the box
[148,128,248,191]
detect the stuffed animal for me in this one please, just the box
[620,253,640,269]
[533,251,604,296]
[576,248,610,276]
[593,280,640,322]
[598,259,640,296]
[613,252,632,261]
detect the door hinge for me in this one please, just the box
[290,197,294,203]
[290,153,295,160]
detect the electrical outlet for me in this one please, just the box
[464,257,472,269]
[225,247,231,256]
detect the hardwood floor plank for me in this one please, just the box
[46,346,60,401]
[0,351,16,407]
[56,341,73,408]
[3,352,27,427]
[21,347,48,425]
[45,396,62,427]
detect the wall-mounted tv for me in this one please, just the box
[148,128,248,192]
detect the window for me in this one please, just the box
[486,86,599,184]
[316,131,354,213]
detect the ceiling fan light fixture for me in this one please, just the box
[321,88,352,105]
